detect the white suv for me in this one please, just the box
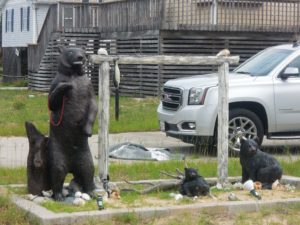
[157,43,300,152]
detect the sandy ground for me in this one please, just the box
[104,184,300,209]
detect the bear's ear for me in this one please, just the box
[240,136,247,144]
[25,121,46,144]
[25,121,41,140]
[58,45,67,53]
[253,136,259,144]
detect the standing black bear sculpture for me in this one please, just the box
[240,137,283,189]
[48,46,98,201]
[25,122,50,196]
[179,167,210,197]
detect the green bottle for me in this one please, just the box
[97,195,104,210]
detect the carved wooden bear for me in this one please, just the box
[25,122,50,195]
[240,137,283,189]
[179,167,210,197]
[48,46,98,201]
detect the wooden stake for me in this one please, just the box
[97,48,110,184]
[217,62,229,186]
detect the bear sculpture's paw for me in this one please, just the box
[53,192,65,201]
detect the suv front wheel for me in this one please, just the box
[228,108,264,152]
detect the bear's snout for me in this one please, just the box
[248,146,257,155]
[72,54,86,65]
[33,152,43,168]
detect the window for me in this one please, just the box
[234,49,293,76]
[21,7,30,31]
[91,7,98,27]
[5,9,14,32]
[63,6,74,28]
[283,56,300,77]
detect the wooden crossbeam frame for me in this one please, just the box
[90,49,239,188]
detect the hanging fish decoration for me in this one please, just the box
[113,60,121,121]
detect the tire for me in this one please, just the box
[228,108,264,153]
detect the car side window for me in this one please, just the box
[285,56,300,77]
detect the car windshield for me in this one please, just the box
[234,48,293,76]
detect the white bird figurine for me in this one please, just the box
[216,49,230,57]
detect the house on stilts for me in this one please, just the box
[2,0,300,96]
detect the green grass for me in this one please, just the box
[0,80,28,87]
[42,199,98,213]
[0,194,39,225]
[0,90,160,136]
[1,158,300,185]
[0,167,27,185]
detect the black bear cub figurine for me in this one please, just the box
[25,122,50,196]
[180,167,210,197]
[240,137,283,189]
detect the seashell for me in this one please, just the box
[254,181,262,190]
[81,193,91,201]
[228,192,239,201]
[73,197,85,206]
[233,182,244,190]
[110,190,121,199]
[42,190,53,198]
[174,194,183,201]
[74,191,82,198]
[271,180,279,190]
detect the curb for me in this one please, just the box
[10,175,300,225]
[0,87,28,90]
[12,195,300,225]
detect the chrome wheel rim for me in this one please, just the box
[228,116,258,152]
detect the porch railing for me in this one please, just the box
[57,0,300,33]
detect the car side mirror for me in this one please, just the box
[280,67,299,80]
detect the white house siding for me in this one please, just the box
[36,5,50,36]
[2,0,32,47]
[2,0,53,47]
[2,0,103,48]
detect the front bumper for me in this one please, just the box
[157,102,217,138]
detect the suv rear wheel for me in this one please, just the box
[228,108,264,152]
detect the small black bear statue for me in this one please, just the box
[180,167,210,197]
[25,122,50,196]
[240,137,283,189]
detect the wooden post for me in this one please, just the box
[217,62,229,186]
[97,48,110,185]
